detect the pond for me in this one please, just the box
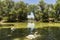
[0,27,60,40]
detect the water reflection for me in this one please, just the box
[0,27,60,40]
[27,22,35,34]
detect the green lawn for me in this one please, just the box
[0,22,60,28]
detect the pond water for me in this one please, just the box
[0,27,60,40]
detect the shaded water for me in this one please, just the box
[0,27,60,40]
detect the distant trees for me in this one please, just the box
[0,0,60,22]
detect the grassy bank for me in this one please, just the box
[0,22,60,28]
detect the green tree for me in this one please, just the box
[34,10,43,21]
[38,0,46,13]
[3,0,15,22]
[55,0,60,21]
[15,1,28,22]
[27,4,39,21]
[38,0,49,22]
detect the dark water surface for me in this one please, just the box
[0,27,60,40]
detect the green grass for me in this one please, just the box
[0,22,60,28]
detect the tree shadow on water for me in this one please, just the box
[35,27,60,40]
[0,27,60,40]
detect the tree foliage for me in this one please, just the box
[0,0,60,22]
